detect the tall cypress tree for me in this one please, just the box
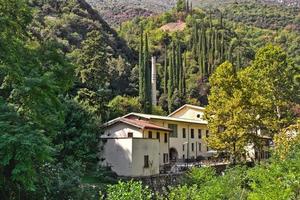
[178,46,183,96]
[164,46,168,95]
[172,42,177,90]
[139,28,144,103]
[168,53,174,114]
[143,33,152,113]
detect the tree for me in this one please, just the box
[74,30,110,121]
[238,45,298,161]
[0,99,52,199]
[206,61,248,163]
[143,33,152,113]
[139,29,145,103]
[108,96,142,119]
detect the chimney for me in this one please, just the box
[151,56,157,106]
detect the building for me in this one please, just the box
[100,104,212,177]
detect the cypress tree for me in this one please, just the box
[172,42,177,90]
[220,30,225,61]
[139,29,144,103]
[201,29,206,77]
[178,45,183,96]
[164,46,168,95]
[183,52,187,96]
[143,33,152,113]
[168,53,174,114]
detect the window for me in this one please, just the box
[197,114,201,118]
[168,124,178,137]
[156,132,160,141]
[183,154,185,160]
[198,129,202,139]
[164,133,168,143]
[144,155,149,168]
[163,153,169,163]
[199,143,201,151]
[207,146,209,151]
[182,128,186,138]
[191,143,194,151]
[191,129,194,138]
[182,144,185,151]
[149,131,152,138]
[206,130,209,137]
[128,132,133,138]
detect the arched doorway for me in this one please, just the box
[169,148,178,162]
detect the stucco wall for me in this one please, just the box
[170,107,205,120]
[150,119,210,160]
[102,123,142,138]
[132,139,160,176]
[100,138,133,176]
[144,129,169,166]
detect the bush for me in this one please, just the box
[106,180,152,200]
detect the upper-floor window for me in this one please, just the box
[198,129,202,139]
[149,131,152,139]
[182,128,186,138]
[191,129,194,138]
[206,130,209,137]
[156,132,160,141]
[128,132,133,138]
[168,124,178,137]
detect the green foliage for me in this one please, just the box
[108,96,142,119]
[0,98,52,197]
[106,180,152,200]
[184,167,216,186]
[247,144,300,200]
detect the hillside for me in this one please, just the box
[86,0,177,26]
[30,0,135,61]
[86,0,300,26]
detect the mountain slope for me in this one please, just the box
[86,0,177,26]
[30,0,135,61]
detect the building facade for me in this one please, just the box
[100,104,212,177]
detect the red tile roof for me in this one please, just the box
[120,118,171,132]
[103,117,171,132]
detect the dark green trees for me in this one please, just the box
[138,31,152,113]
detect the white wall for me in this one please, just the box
[150,119,210,160]
[100,137,161,177]
[132,139,160,176]
[144,129,169,165]
[100,138,133,176]
[170,107,205,120]
[102,123,142,138]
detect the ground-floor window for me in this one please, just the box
[191,143,194,151]
[144,155,149,168]
[163,153,169,163]
[199,142,201,151]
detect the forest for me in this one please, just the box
[0,0,299,199]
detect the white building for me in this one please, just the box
[100,104,212,177]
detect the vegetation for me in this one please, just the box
[0,0,299,199]
[105,142,300,199]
